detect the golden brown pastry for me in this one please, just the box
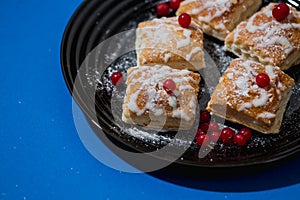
[176,0,262,41]
[207,58,295,134]
[122,65,201,130]
[136,17,205,71]
[225,3,300,70]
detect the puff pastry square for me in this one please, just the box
[207,59,294,134]
[122,65,201,130]
[176,0,262,41]
[136,17,205,71]
[225,3,300,70]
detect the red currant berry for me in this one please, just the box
[256,73,270,88]
[238,128,252,140]
[220,127,235,144]
[272,3,290,21]
[170,0,181,10]
[197,133,210,146]
[210,131,220,142]
[199,122,209,133]
[200,110,211,123]
[156,3,170,16]
[233,134,247,146]
[178,13,191,28]
[195,128,206,137]
[110,72,123,85]
[163,79,176,94]
[208,122,220,132]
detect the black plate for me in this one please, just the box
[61,0,300,170]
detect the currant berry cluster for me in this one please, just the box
[196,110,253,147]
[156,0,182,16]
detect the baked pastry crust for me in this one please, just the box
[176,0,262,41]
[207,58,295,134]
[122,65,201,130]
[136,17,205,71]
[225,3,300,70]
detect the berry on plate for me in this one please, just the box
[156,3,170,16]
[233,134,247,146]
[110,72,123,85]
[220,127,235,144]
[238,127,252,140]
[200,110,211,123]
[170,0,181,10]
[197,133,210,146]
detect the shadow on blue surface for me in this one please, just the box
[148,155,300,192]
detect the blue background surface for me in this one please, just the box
[0,0,300,199]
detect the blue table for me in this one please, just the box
[0,0,299,199]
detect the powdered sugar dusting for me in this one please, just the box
[124,127,192,147]
[257,112,276,119]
